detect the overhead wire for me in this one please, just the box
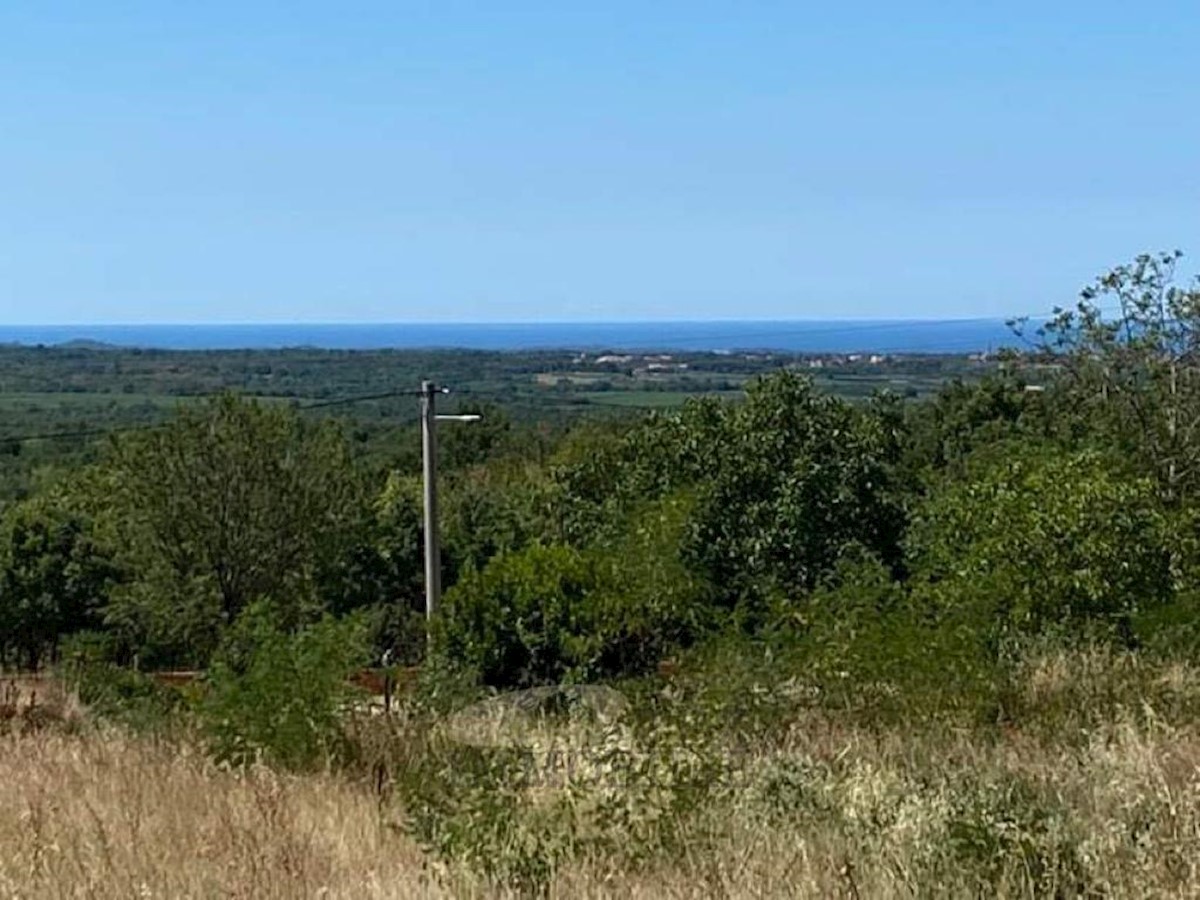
[0,387,424,446]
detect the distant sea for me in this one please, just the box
[0,320,1022,354]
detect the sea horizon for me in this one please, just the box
[0,319,1025,354]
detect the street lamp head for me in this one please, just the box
[435,414,483,422]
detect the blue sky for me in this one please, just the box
[0,2,1196,324]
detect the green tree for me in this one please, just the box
[322,472,428,663]
[92,394,364,666]
[0,496,119,668]
[199,600,370,770]
[684,372,904,604]
[435,495,711,688]
[1014,251,1200,504]
[908,449,1171,646]
[898,374,1069,484]
[547,373,905,612]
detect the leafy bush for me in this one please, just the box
[198,601,370,770]
[61,634,186,732]
[908,450,1171,646]
[668,557,1002,733]
[90,394,365,668]
[394,738,574,895]
[434,544,596,689]
[551,372,905,609]
[683,373,905,605]
[384,699,729,894]
[435,496,712,689]
[0,496,119,669]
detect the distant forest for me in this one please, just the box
[0,342,985,506]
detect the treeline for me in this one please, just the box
[2,253,1199,705]
[0,344,981,503]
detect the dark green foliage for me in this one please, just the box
[441,460,559,577]
[908,449,1171,645]
[553,372,904,608]
[93,394,364,666]
[666,554,1002,732]
[898,373,1071,484]
[317,473,428,663]
[0,497,119,668]
[198,601,371,770]
[436,402,515,471]
[683,373,905,605]
[61,631,186,730]
[435,496,711,688]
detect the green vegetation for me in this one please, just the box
[5,251,1200,895]
[200,601,371,769]
[0,342,985,504]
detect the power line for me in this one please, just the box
[0,388,426,446]
[294,388,422,410]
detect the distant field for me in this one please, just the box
[0,392,311,445]
[577,389,746,409]
[811,373,948,398]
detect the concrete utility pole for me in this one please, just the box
[419,381,480,621]
[420,380,442,621]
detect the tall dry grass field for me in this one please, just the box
[0,730,444,899]
[5,650,1200,897]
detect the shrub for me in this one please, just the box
[670,557,1002,733]
[908,450,1171,646]
[683,373,905,605]
[434,497,712,689]
[550,372,905,608]
[0,496,119,669]
[61,641,185,732]
[91,395,364,668]
[394,738,573,895]
[197,601,370,770]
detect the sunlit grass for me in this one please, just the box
[7,649,1200,897]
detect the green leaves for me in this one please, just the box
[199,600,371,770]
[0,495,118,668]
[908,450,1171,644]
[435,495,711,688]
[551,371,905,610]
[91,394,364,666]
[683,373,904,605]
[1022,251,1200,505]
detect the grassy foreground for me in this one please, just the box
[0,731,441,899]
[6,649,1200,898]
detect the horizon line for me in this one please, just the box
[0,316,1022,328]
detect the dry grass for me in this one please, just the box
[6,650,1200,897]
[1,673,84,732]
[536,714,1200,898]
[0,729,445,899]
